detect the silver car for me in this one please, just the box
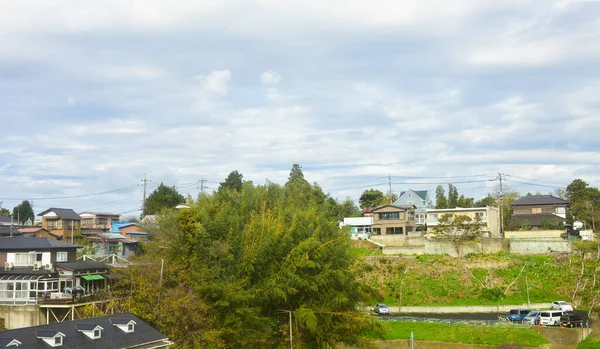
[373,304,390,315]
[523,311,541,325]
[551,301,574,312]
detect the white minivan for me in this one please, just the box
[539,310,564,326]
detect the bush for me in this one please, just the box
[480,287,504,301]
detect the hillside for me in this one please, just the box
[355,244,600,307]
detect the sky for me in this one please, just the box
[1,0,600,217]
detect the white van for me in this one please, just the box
[539,310,564,326]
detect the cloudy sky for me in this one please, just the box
[1,0,600,216]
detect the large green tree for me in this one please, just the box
[0,202,9,217]
[566,179,600,230]
[435,185,448,209]
[121,174,378,348]
[431,214,485,257]
[359,189,385,208]
[12,200,34,224]
[219,170,244,192]
[447,184,459,208]
[144,183,185,216]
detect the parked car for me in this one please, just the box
[356,232,370,240]
[551,301,574,312]
[509,309,531,322]
[560,313,583,327]
[539,310,564,326]
[523,311,541,326]
[373,304,389,315]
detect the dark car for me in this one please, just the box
[560,313,583,327]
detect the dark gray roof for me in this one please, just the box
[510,214,566,227]
[35,330,64,338]
[0,313,169,348]
[0,216,13,224]
[0,226,22,237]
[55,261,108,272]
[399,190,429,201]
[38,208,82,220]
[372,204,415,211]
[0,236,79,250]
[0,338,22,346]
[110,318,135,325]
[511,195,569,206]
[75,324,103,331]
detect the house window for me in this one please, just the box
[14,253,29,267]
[93,329,101,338]
[127,323,134,332]
[555,207,566,215]
[408,212,414,220]
[532,208,542,214]
[54,337,62,346]
[379,212,400,220]
[476,212,486,218]
[386,227,403,235]
[430,214,438,220]
[67,220,77,229]
[46,220,59,230]
[56,252,68,262]
[373,228,381,235]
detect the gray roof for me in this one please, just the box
[0,236,79,250]
[55,261,108,272]
[0,313,170,349]
[0,226,23,237]
[399,190,429,201]
[511,195,569,206]
[0,216,13,224]
[38,208,82,220]
[510,214,566,227]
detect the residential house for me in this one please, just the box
[0,312,173,348]
[0,236,108,305]
[510,195,569,230]
[18,228,57,239]
[87,232,138,259]
[426,206,500,237]
[339,217,373,235]
[0,226,22,238]
[393,190,434,226]
[38,208,82,242]
[112,222,150,242]
[79,212,121,231]
[370,205,416,235]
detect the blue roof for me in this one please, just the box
[111,222,137,233]
[126,232,149,236]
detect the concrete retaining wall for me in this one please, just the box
[0,305,45,329]
[424,238,507,257]
[505,230,564,239]
[510,239,572,254]
[370,235,426,247]
[382,246,424,255]
[359,303,550,313]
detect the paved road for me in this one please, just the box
[372,310,591,324]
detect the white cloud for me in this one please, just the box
[260,70,281,85]
[194,70,232,95]
[66,97,75,106]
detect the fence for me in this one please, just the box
[377,316,525,327]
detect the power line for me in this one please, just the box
[503,179,565,190]
[502,173,566,187]
[0,185,137,201]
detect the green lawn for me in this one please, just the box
[370,321,550,347]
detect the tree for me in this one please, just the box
[431,214,485,257]
[122,215,139,223]
[144,183,185,216]
[447,184,459,208]
[0,202,9,217]
[385,192,399,205]
[435,185,448,209]
[219,170,244,192]
[566,179,600,231]
[119,178,379,348]
[457,195,474,208]
[338,197,360,218]
[359,189,385,208]
[287,163,306,184]
[475,195,496,207]
[12,200,34,225]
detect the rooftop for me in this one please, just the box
[399,190,429,201]
[55,261,108,272]
[38,208,82,221]
[0,313,171,348]
[0,236,79,250]
[511,195,569,206]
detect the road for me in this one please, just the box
[373,310,591,324]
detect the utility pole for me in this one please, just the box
[388,173,393,204]
[198,176,207,195]
[410,332,414,349]
[141,174,151,216]
[498,173,504,239]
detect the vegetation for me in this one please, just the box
[576,334,600,349]
[435,184,476,209]
[12,200,34,224]
[370,321,549,347]
[361,252,600,306]
[430,214,484,257]
[567,179,600,230]
[118,165,379,348]
[143,183,185,216]
[0,202,9,216]
[359,189,385,208]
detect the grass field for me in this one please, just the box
[359,252,587,306]
[370,321,550,347]
[576,334,600,349]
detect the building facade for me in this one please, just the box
[370,205,416,235]
[426,206,500,237]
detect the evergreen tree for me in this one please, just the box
[12,200,34,224]
[435,185,448,209]
[144,183,185,216]
[448,184,459,208]
[359,189,385,208]
[219,170,244,192]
